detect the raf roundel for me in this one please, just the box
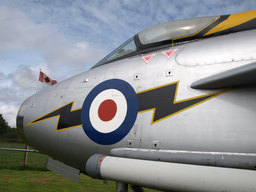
[81,79,138,145]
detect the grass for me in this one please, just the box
[0,142,160,191]
[0,149,48,171]
[0,169,118,192]
[0,141,25,148]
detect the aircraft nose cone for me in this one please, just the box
[16,98,30,145]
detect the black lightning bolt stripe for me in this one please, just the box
[26,82,231,131]
[137,81,231,124]
[26,101,82,131]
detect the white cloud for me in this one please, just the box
[0,104,17,128]
[0,64,37,128]
[0,81,34,128]
[0,71,7,81]
[0,87,22,102]
[0,5,52,52]
[44,42,107,71]
[9,65,38,89]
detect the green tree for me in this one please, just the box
[0,114,21,142]
[3,127,20,140]
[0,114,10,136]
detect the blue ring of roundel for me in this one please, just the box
[81,79,138,145]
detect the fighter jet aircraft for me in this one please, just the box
[16,9,256,191]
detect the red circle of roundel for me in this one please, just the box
[98,99,117,122]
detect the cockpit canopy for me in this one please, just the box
[94,9,256,68]
[138,16,217,45]
[94,16,217,68]
[93,37,137,68]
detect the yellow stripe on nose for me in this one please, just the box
[205,9,256,36]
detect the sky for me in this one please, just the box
[0,0,256,127]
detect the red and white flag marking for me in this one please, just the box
[39,71,57,86]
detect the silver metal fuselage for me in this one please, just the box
[18,29,256,172]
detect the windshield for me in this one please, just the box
[94,37,137,68]
[138,16,218,45]
[93,16,219,68]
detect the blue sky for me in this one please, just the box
[0,0,256,127]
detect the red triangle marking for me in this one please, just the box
[162,49,177,59]
[141,54,156,63]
